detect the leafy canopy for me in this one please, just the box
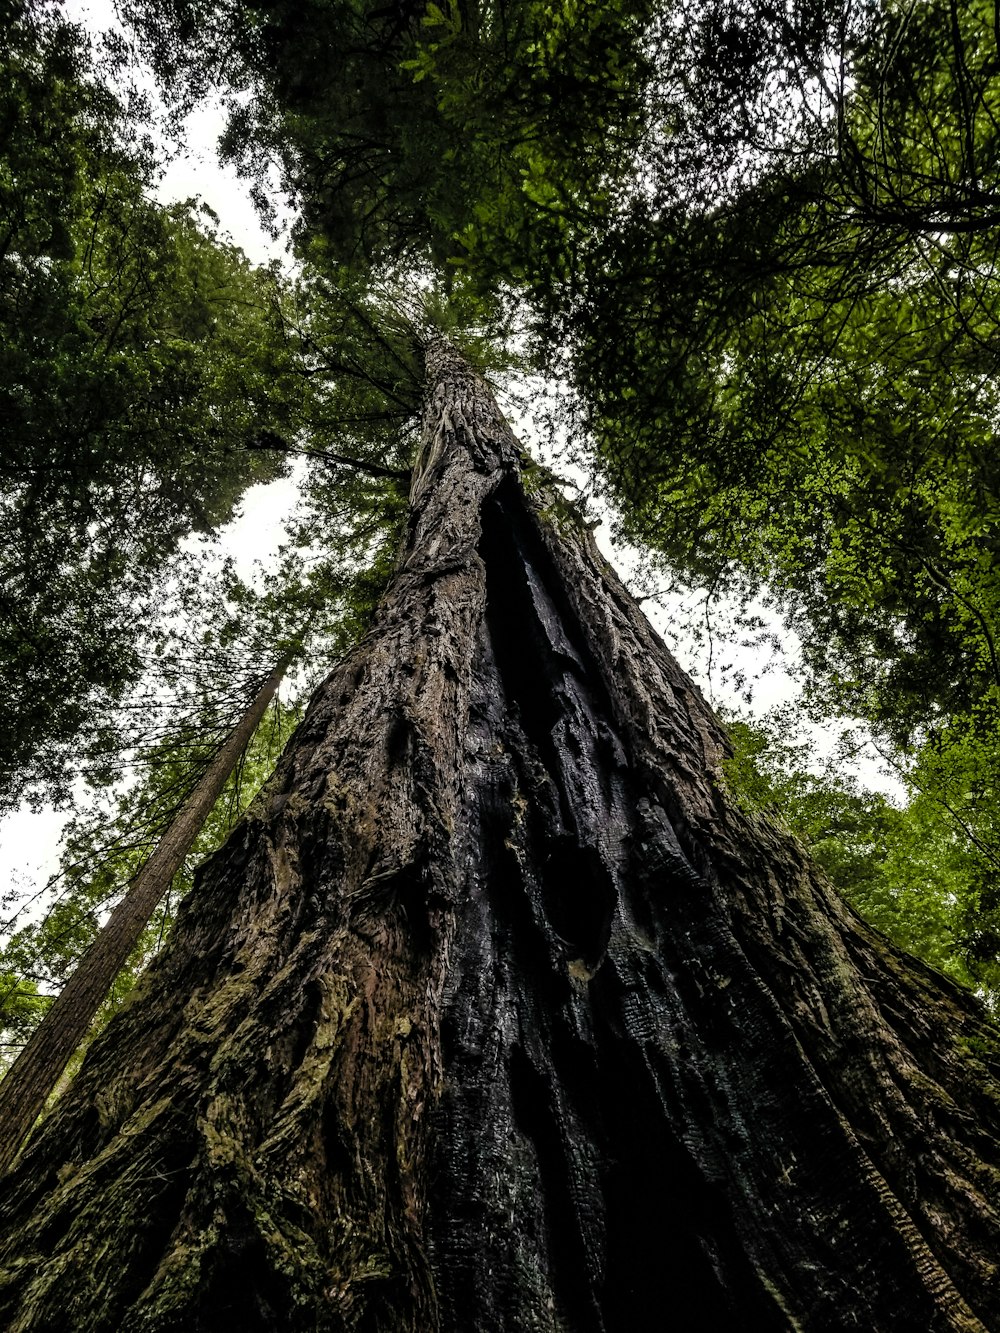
[0,0,302,811]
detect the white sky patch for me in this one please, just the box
[180,466,305,585]
[0,807,71,915]
[155,98,291,269]
[64,0,293,266]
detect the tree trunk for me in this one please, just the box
[0,337,998,1331]
[0,659,288,1176]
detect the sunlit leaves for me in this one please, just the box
[724,716,992,1005]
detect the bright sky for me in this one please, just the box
[64,0,290,265]
[0,1,900,932]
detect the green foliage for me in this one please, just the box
[0,2,303,811]
[902,695,1000,999]
[724,717,995,1004]
[0,977,48,1076]
[122,0,657,283]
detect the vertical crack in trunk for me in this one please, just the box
[0,337,999,1332]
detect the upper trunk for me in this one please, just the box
[1,336,999,1332]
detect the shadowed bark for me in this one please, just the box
[0,336,999,1331]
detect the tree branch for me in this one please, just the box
[247,435,411,482]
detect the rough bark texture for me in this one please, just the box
[1,338,999,1330]
[0,659,288,1178]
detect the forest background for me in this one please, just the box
[3,0,1000,1088]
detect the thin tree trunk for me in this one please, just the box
[0,338,999,1330]
[0,660,288,1176]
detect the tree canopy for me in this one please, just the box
[0,0,302,810]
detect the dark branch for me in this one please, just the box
[247,435,411,482]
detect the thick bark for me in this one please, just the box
[0,338,998,1331]
[0,660,287,1176]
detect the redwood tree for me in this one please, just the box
[0,337,999,1331]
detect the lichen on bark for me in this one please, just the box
[0,336,998,1331]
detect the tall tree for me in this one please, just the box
[0,336,998,1330]
[118,0,1000,770]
